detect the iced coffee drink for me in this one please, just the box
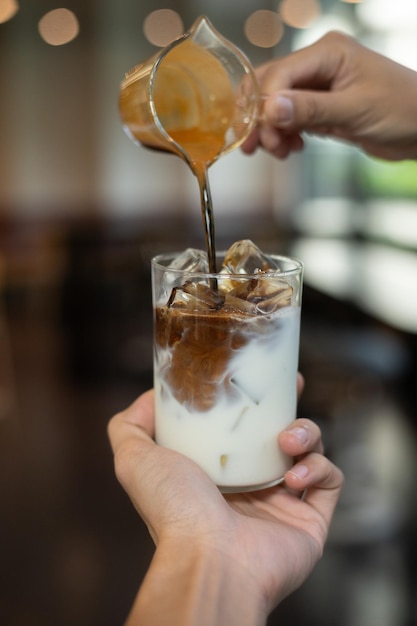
[152,240,303,492]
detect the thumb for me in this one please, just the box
[263,90,350,133]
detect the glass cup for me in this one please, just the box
[151,250,303,493]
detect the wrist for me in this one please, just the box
[129,537,268,626]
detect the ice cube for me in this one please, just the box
[168,248,209,273]
[164,242,291,314]
[247,278,293,313]
[221,240,280,275]
[222,277,293,314]
[223,292,257,315]
[168,280,225,311]
[219,240,282,298]
[221,279,257,314]
[164,248,210,298]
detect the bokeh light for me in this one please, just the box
[38,8,79,46]
[279,0,321,29]
[357,0,417,31]
[244,10,284,48]
[0,0,18,23]
[143,9,184,47]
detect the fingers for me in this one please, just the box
[259,122,305,157]
[285,451,343,492]
[108,389,155,454]
[278,417,323,457]
[241,123,304,159]
[241,127,260,154]
[263,90,353,135]
[107,389,172,541]
[107,389,157,502]
[296,372,304,397]
[255,30,354,95]
[242,31,361,157]
[279,419,344,527]
[284,452,344,528]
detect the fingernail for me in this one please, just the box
[274,96,294,125]
[286,425,309,446]
[288,464,309,480]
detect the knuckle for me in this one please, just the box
[304,95,326,126]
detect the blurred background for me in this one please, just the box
[1,0,417,624]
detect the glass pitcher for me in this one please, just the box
[118,16,260,169]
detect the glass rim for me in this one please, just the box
[151,251,303,279]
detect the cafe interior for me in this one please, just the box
[1,0,417,624]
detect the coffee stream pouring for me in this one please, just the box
[119,16,260,274]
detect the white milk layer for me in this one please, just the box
[154,306,301,490]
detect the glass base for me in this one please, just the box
[218,475,285,494]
